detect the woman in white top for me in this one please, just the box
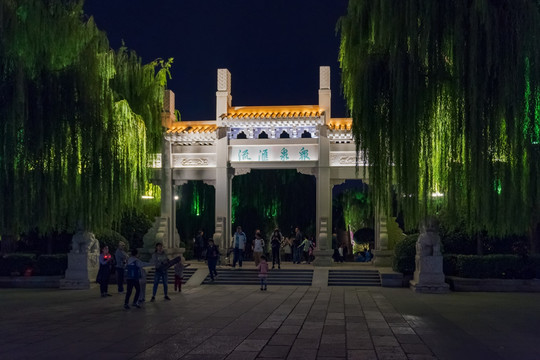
[253,232,265,266]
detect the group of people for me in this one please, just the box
[334,241,373,263]
[95,242,189,310]
[229,226,316,269]
[95,227,376,300]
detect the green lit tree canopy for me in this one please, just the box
[0,0,171,236]
[338,0,540,238]
[232,170,316,238]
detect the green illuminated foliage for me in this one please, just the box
[338,188,372,232]
[339,0,540,237]
[232,170,316,237]
[0,0,171,235]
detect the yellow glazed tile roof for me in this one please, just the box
[221,105,324,119]
[328,118,352,131]
[166,121,218,134]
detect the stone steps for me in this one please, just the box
[328,269,381,286]
[202,268,313,286]
[145,267,197,284]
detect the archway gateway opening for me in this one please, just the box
[231,169,316,256]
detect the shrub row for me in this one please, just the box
[449,254,540,279]
[0,254,67,276]
[393,236,540,279]
[392,234,418,275]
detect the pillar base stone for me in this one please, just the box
[409,280,450,293]
[409,255,449,293]
[60,252,100,290]
[312,249,334,267]
[372,250,393,267]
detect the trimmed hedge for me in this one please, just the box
[0,253,68,276]
[35,254,67,276]
[0,253,36,276]
[392,234,418,275]
[453,254,540,279]
[443,254,458,276]
[392,234,540,279]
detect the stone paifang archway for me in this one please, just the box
[152,66,389,265]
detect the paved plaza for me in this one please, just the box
[1,272,539,360]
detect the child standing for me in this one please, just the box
[298,237,312,264]
[174,259,190,292]
[257,255,269,291]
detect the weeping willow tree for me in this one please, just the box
[338,0,540,247]
[338,188,372,232]
[0,0,171,247]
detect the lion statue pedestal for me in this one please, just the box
[60,231,100,290]
[409,218,450,293]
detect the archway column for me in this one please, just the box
[161,138,175,249]
[160,138,183,263]
[312,125,334,266]
[213,128,233,252]
[373,205,393,267]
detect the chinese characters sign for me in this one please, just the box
[230,145,318,162]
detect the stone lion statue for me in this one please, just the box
[71,230,100,254]
[416,217,441,257]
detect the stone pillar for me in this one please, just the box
[214,127,232,252]
[161,138,172,248]
[373,213,393,267]
[162,90,176,128]
[319,66,331,124]
[216,69,232,128]
[312,125,333,266]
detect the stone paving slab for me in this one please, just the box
[1,285,540,359]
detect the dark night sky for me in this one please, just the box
[83,0,349,121]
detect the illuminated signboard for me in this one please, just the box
[229,144,318,162]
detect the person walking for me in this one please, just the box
[293,227,303,264]
[270,229,282,269]
[115,241,128,293]
[124,248,149,309]
[96,245,113,297]
[257,255,269,291]
[232,226,247,269]
[151,242,170,302]
[253,231,265,266]
[298,236,312,264]
[206,239,220,281]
